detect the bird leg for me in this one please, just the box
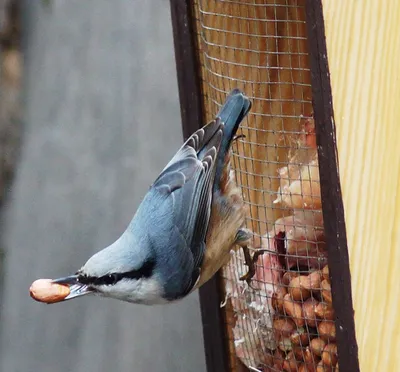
[234,228,258,286]
[235,228,275,286]
[239,247,273,287]
[239,245,255,285]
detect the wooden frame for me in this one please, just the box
[305,1,359,371]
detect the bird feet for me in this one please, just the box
[235,228,274,287]
[235,228,261,287]
[239,246,272,287]
[232,134,246,143]
[239,245,255,285]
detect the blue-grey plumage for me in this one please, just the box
[51,89,252,305]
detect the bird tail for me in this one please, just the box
[214,89,252,189]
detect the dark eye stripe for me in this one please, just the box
[78,258,156,286]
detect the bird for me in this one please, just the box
[51,88,253,305]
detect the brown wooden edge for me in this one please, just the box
[169,1,230,372]
[305,1,360,371]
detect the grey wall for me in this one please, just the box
[0,1,206,371]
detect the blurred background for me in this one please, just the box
[0,1,206,371]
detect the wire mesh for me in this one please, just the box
[193,1,337,371]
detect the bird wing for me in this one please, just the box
[151,119,223,270]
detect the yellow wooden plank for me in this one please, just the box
[321,1,400,370]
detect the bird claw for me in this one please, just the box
[235,228,270,288]
[232,134,246,143]
[239,245,256,287]
[239,245,271,288]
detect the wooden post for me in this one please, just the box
[305,1,359,371]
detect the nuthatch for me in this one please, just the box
[52,89,253,305]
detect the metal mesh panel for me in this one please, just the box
[193,1,337,371]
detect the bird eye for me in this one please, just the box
[92,273,119,286]
[106,274,118,285]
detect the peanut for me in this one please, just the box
[303,298,319,327]
[303,347,316,365]
[283,271,300,286]
[273,349,285,369]
[302,271,322,291]
[295,348,319,371]
[318,321,336,342]
[290,327,310,346]
[321,279,332,304]
[272,286,287,313]
[310,337,326,357]
[315,302,335,320]
[322,343,338,367]
[283,351,299,372]
[283,293,305,327]
[299,363,318,372]
[30,279,70,304]
[322,265,330,282]
[292,346,305,361]
[288,276,311,301]
[273,317,296,339]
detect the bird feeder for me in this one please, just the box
[170,1,400,371]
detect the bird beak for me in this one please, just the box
[52,275,95,301]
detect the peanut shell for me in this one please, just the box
[321,279,332,304]
[273,317,296,339]
[318,321,336,342]
[302,271,322,291]
[290,327,310,346]
[272,286,287,313]
[283,271,300,286]
[303,298,319,327]
[322,265,330,282]
[283,293,305,327]
[283,351,299,372]
[30,279,70,304]
[310,337,326,357]
[322,343,338,366]
[288,276,311,301]
[315,302,335,320]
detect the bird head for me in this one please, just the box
[52,232,166,305]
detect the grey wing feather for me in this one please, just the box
[151,119,224,278]
[188,146,217,267]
